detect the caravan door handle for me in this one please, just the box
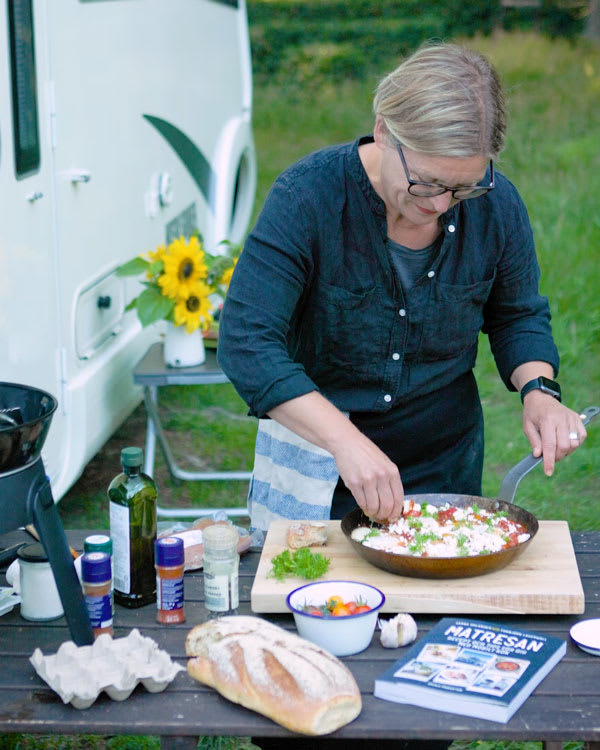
[64,169,92,183]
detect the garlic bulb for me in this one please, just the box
[380,613,418,648]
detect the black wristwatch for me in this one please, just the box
[520,376,562,404]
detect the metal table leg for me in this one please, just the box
[142,386,251,520]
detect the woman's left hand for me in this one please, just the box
[522,391,587,476]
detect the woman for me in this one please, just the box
[218,42,586,531]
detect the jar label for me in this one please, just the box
[204,571,238,612]
[110,502,131,594]
[84,593,113,629]
[156,576,184,611]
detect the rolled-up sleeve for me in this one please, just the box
[218,176,319,417]
[482,187,559,390]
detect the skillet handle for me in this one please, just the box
[496,405,599,504]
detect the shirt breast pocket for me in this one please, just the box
[419,276,495,361]
[312,281,378,371]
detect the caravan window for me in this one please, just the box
[8,0,40,177]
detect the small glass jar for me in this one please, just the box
[202,524,239,614]
[155,537,185,624]
[17,543,64,622]
[81,552,114,638]
[84,535,114,614]
[154,536,185,625]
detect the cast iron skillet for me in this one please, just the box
[341,497,537,579]
[341,405,599,580]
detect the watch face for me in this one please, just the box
[539,377,561,398]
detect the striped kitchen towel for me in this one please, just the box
[248,418,341,532]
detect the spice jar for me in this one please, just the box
[81,552,114,638]
[17,543,64,621]
[202,524,239,614]
[84,535,114,615]
[155,537,185,624]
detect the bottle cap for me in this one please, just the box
[17,543,48,564]
[84,535,113,555]
[81,552,112,582]
[202,524,238,558]
[155,536,185,566]
[121,446,143,468]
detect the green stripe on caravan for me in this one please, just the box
[143,115,215,202]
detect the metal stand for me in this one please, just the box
[0,458,93,645]
[133,343,251,519]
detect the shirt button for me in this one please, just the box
[448,224,456,233]
[384,394,392,403]
[399,308,406,317]
[427,270,435,278]
[392,352,400,360]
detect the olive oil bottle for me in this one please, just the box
[108,447,157,608]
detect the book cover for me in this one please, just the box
[374,617,566,723]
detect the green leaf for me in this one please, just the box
[148,260,164,276]
[115,257,150,276]
[135,287,174,327]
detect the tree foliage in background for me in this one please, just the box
[247,0,589,84]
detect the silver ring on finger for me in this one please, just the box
[568,431,580,441]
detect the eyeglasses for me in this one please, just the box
[396,144,494,200]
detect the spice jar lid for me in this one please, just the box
[203,524,238,557]
[17,543,48,563]
[121,446,143,467]
[155,537,184,566]
[84,534,113,555]
[81,552,111,582]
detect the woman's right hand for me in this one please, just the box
[268,391,404,522]
[332,433,404,522]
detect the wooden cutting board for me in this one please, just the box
[250,520,584,615]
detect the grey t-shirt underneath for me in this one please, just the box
[386,235,442,292]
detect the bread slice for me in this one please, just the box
[286,521,328,550]
[185,616,361,735]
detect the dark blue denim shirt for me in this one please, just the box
[218,136,559,419]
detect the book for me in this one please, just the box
[374,617,566,723]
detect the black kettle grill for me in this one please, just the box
[0,382,93,645]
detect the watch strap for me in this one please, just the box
[520,377,561,404]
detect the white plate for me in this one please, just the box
[570,618,600,656]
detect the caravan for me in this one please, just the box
[0,0,256,499]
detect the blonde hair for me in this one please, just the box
[373,43,506,159]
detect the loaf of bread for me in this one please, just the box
[286,521,328,549]
[185,616,361,735]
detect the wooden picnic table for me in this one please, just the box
[0,527,599,750]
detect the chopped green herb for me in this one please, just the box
[409,531,441,554]
[268,547,331,581]
[363,527,381,541]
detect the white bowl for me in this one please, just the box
[286,580,385,656]
[570,618,600,656]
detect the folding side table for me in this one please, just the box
[133,342,252,519]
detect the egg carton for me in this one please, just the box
[30,628,185,709]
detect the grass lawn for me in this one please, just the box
[7,27,598,750]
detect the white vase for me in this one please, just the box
[163,323,206,368]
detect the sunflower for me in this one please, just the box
[146,244,166,263]
[158,235,208,300]
[173,282,214,333]
[143,244,166,280]
[219,257,238,289]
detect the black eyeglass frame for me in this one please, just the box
[396,143,494,200]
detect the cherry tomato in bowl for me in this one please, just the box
[286,580,385,656]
